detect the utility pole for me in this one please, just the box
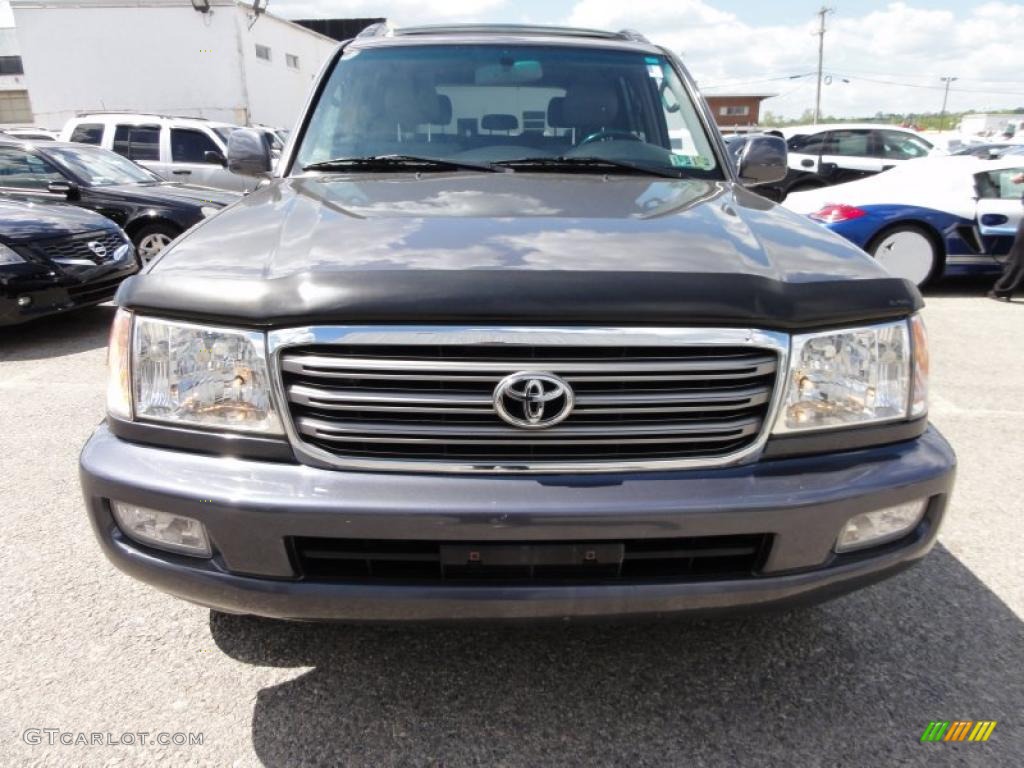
[813,7,834,125]
[939,76,958,132]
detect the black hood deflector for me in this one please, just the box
[117,270,920,331]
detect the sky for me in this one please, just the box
[266,0,1024,119]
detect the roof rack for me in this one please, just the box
[358,24,650,44]
[74,111,213,121]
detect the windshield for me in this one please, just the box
[294,44,720,177]
[44,145,161,186]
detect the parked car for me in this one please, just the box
[0,138,239,262]
[0,199,137,326]
[784,155,1024,286]
[950,143,1015,159]
[1,127,59,142]
[761,124,941,201]
[80,24,954,622]
[59,113,253,192]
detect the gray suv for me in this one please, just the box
[79,24,955,621]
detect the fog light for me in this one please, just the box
[111,501,211,557]
[18,296,31,307]
[835,500,928,553]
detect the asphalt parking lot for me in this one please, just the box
[1,280,1022,767]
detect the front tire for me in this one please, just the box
[867,224,940,288]
[132,223,180,265]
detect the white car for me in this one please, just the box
[59,113,252,192]
[784,155,1024,286]
[761,123,942,201]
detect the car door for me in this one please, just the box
[0,145,71,204]
[785,132,826,174]
[877,130,934,170]
[168,127,250,192]
[817,130,883,184]
[975,166,1024,257]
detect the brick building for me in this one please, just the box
[704,93,776,129]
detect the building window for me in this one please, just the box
[255,44,271,62]
[719,105,750,117]
[0,56,24,76]
[285,53,299,69]
[0,91,33,124]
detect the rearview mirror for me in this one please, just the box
[226,128,272,177]
[203,150,227,166]
[47,180,78,199]
[737,135,787,187]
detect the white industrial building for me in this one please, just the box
[10,0,338,130]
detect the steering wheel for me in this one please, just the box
[578,129,642,146]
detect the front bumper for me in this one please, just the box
[0,254,137,326]
[80,424,956,621]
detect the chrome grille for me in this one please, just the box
[272,328,786,472]
[29,230,126,264]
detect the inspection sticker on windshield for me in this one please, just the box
[647,64,663,81]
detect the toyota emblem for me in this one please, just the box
[493,372,574,429]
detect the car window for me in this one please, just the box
[69,122,104,145]
[295,44,721,178]
[976,168,1024,200]
[0,146,65,189]
[113,124,161,162]
[170,128,221,163]
[879,130,931,160]
[44,145,161,186]
[786,133,826,154]
[825,130,870,157]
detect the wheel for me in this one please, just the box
[867,225,940,287]
[132,223,180,265]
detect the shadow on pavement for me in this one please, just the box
[0,304,115,361]
[923,275,999,298]
[210,544,1022,766]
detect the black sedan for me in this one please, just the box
[0,200,138,326]
[0,139,239,263]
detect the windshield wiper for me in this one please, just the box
[491,156,683,179]
[302,154,503,173]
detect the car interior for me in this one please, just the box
[295,45,719,175]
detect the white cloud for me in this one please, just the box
[273,0,507,27]
[564,1,1024,118]
[269,0,1024,119]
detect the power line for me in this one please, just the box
[700,73,815,90]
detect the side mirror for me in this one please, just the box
[47,180,78,199]
[203,150,227,167]
[737,135,787,187]
[226,128,272,177]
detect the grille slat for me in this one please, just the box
[29,230,126,264]
[278,336,781,469]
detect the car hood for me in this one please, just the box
[96,181,240,207]
[0,199,117,243]
[119,174,920,329]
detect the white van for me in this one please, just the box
[59,113,253,192]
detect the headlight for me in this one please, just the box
[108,313,283,434]
[199,205,220,218]
[774,319,914,433]
[0,243,25,265]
